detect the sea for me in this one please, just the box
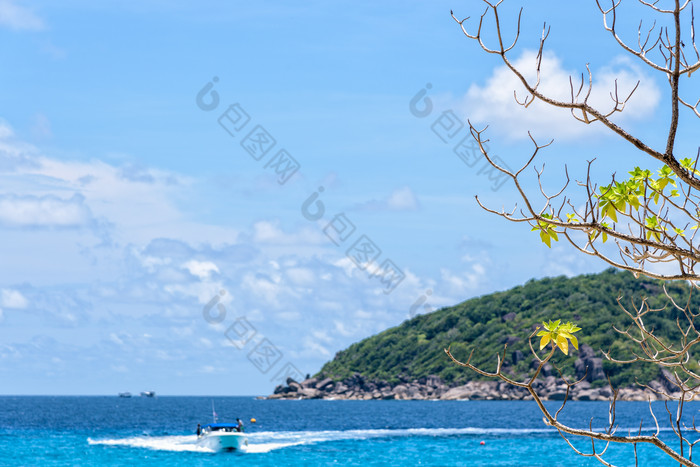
[0,396,697,466]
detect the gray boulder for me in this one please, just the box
[316,378,334,391]
[440,385,472,400]
[576,389,603,401]
[301,377,318,388]
[298,388,321,399]
[426,375,443,388]
[574,345,606,382]
[332,382,348,394]
[288,381,302,392]
[548,391,568,401]
[502,312,517,322]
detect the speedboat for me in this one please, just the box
[196,423,248,452]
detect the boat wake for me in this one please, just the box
[88,427,554,454]
[88,435,213,453]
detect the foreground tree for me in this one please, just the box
[447,1,700,465]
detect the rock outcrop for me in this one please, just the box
[574,344,606,382]
[268,339,693,402]
[266,371,684,402]
[268,343,692,402]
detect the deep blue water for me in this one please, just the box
[0,396,697,466]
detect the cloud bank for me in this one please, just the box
[461,51,661,141]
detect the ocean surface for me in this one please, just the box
[0,396,697,466]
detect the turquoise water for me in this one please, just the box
[0,396,695,466]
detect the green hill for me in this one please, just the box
[316,269,700,388]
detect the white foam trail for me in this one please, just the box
[245,441,305,454]
[247,426,553,444]
[91,426,670,454]
[89,428,548,454]
[237,427,556,453]
[88,435,214,453]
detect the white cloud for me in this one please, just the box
[461,51,661,141]
[109,333,125,346]
[0,122,238,246]
[163,281,228,307]
[355,186,419,211]
[242,272,281,307]
[0,193,93,228]
[182,260,219,280]
[34,157,190,239]
[286,267,315,286]
[0,122,41,171]
[302,335,331,358]
[0,0,43,31]
[138,254,173,273]
[439,259,491,298]
[1,289,28,309]
[252,221,281,242]
[311,330,333,344]
[251,220,323,245]
[386,187,419,210]
[31,113,52,139]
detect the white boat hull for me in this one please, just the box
[197,432,248,452]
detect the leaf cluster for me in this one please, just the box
[534,163,691,247]
[537,319,581,355]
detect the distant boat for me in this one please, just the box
[196,424,248,452]
[118,392,132,398]
[140,391,156,398]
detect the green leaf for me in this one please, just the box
[645,216,664,241]
[595,223,610,243]
[569,335,579,350]
[556,335,569,355]
[540,230,551,248]
[540,334,551,350]
[605,203,618,222]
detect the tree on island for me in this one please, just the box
[447,1,700,465]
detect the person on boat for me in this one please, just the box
[236,418,244,432]
[196,423,201,436]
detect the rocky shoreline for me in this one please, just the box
[268,345,684,402]
[268,374,679,402]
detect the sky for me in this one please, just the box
[0,0,697,395]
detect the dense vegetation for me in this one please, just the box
[317,269,700,388]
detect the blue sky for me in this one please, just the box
[0,0,696,395]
